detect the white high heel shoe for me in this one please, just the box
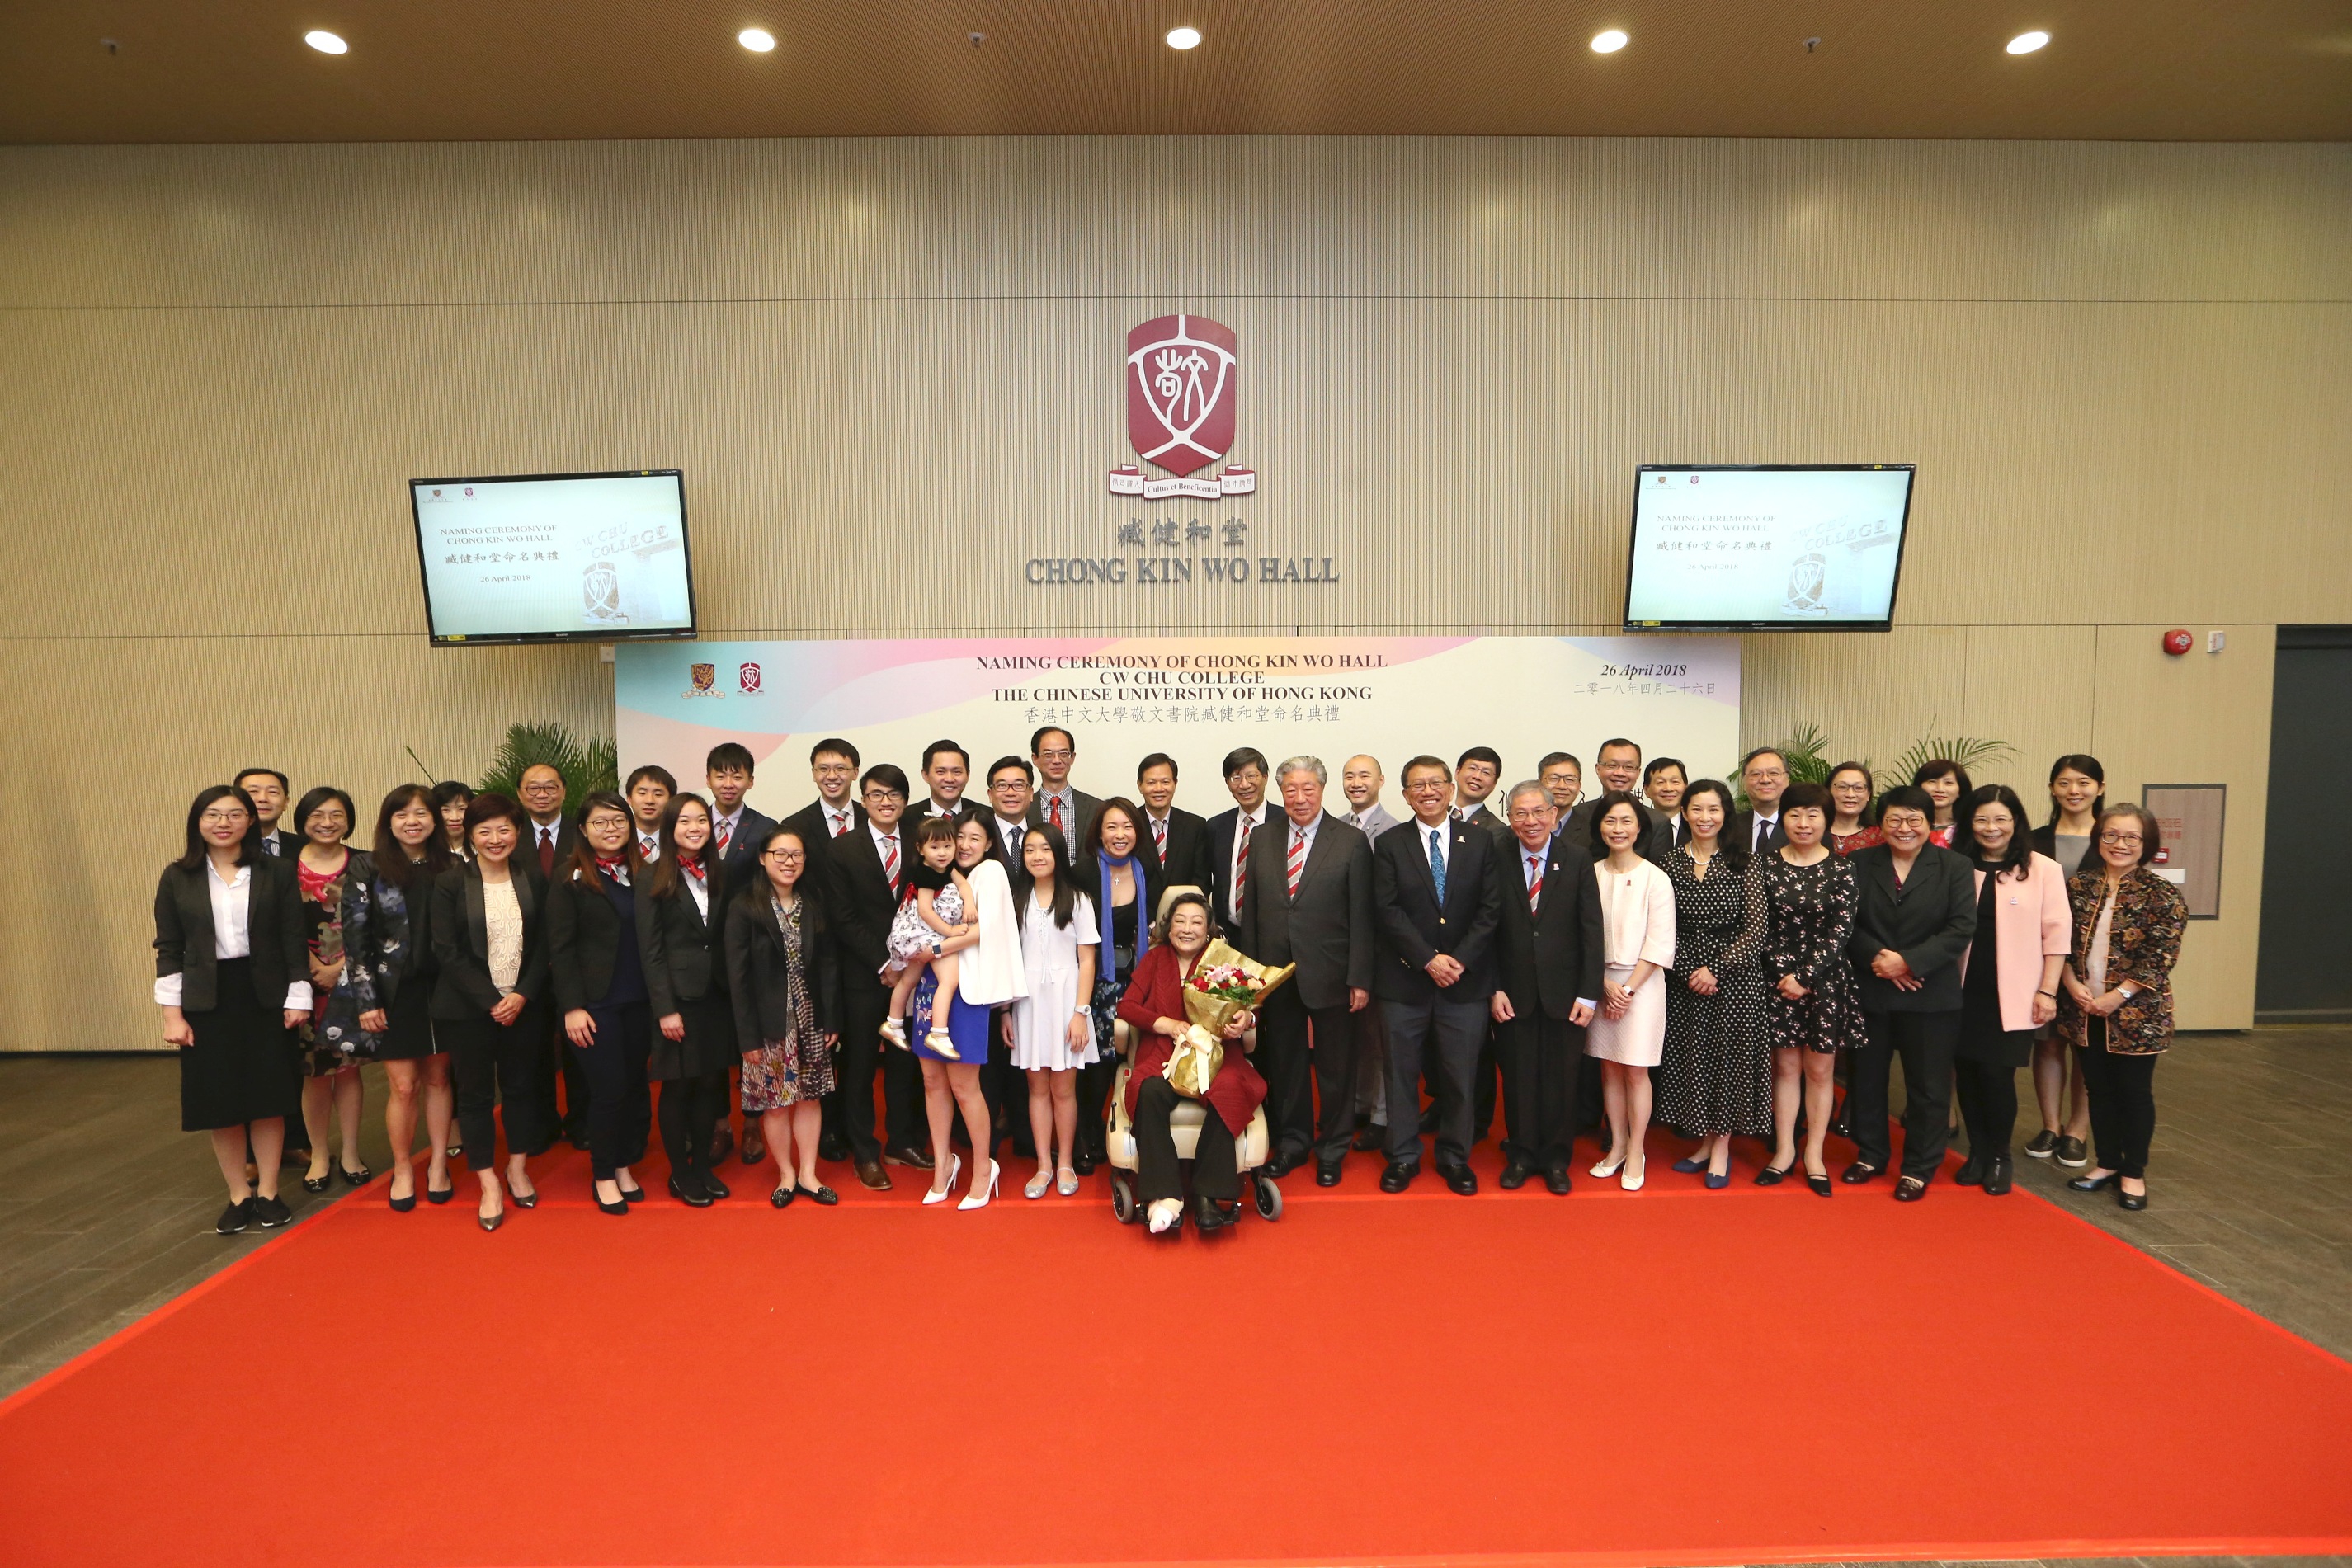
[1620,1161,1646,1193]
[922,1152,963,1207]
[958,1159,1000,1211]
[1590,1155,1624,1180]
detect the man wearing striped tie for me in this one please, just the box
[1489,781,1604,1194]
[1234,756,1375,1185]
[1134,752,1212,893]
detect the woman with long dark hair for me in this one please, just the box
[1003,826,1099,1198]
[640,792,738,1205]
[1077,798,1156,1173]
[431,793,549,1232]
[1911,760,1973,849]
[292,785,371,1194]
[1657,780,1772,1187]
[1826,762,1883,856]
[2025,754,2103,1165]
[155,784,310,1234]
[547,791,654,1216]
[335,784,455,1210]
[1948,784,2072,1196]
[431,779,475,862]
[724,826,842,1206]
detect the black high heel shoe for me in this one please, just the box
[617,1183,646,1204]
[595,1187,629,1216]
[506,1180,539,1209]
[1753,1162,1792,1187]
[668,1174,714,1208]
[1805,1170,1833,1197]
[338,1162,373,1187]
[2068,1171,2119,1194]
[2117,1184,2148,1212]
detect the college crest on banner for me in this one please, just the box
[1110,314,1257,501]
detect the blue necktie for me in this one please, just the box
[1428,827,1447,904]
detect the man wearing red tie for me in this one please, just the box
[781,738,865,855]
[1026,727,1101,863]
[705,742,780,880]
[1134,752,1213,892]
[1235,756,1374,1185]
[1490,782,1604,1194]
[819,764,930,1189]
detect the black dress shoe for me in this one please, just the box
[1314,1160,1343,1188]
[1806,1171,1834,1197]
[1072,1148,1096,1175]
[1352,1123,1386,1153]
[1379,1162,1417,1193]
[818,1134,851,1163]
[739,1135,766,1166]
[1894,1175,1927,1202]
[795,1183,840,1206]
[707,1125,734,1165]
[1954,1151,1985,1187]
[2068,1171,2118,1193]
[424,1182,454,1206]
[669,1174,715,1208]
[855,1158,891,1192]
[1840,1161,1880,1185]
[1544,1165,1572,1195]
[1754,1162,1790,1187]
[250,1194,292,1228]
[2117,1185,2148,1212]
[1982,1151,2014,1195]
[217,1198,253,1235]
[1498,1161,1532,1190]
[884,1144,936,1171]
[700,1170,731,1200]
[1439,1163,1478,1197]
[1194,1195,1234,1233]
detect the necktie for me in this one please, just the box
[1756,816,1770,851]
[1006,823,1022,860]
[830,808,850,838]
[1428,827,1447,904]
[538,827,555,878]
[262,836,280,856]
[1287,826,1307,897]
[1525,853,1544,915]
[1234,815,1254,914]
[1152,816,1167,857]
[714,818,731,855]
[882,835,898,891]
[1049,795,1064,831]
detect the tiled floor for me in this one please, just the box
[6,1030,2349,1566]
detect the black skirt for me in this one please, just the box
[1956,986,2034,1068]
[649,992,739,1081]
[370,981,438,1061]
[178,958,304,1132]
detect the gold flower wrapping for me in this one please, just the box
[1165,939,1294,1098]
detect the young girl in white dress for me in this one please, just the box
[880,816,971,1058]
[1002,827,1099,1199]
[1582,791,1677,1192]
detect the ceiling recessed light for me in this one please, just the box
[738,26,775,52]
[1591,29,1628,53]
[2006,30,2050,54]
[1166,26,1201,50]
[303,29,347,54]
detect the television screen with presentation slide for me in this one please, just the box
[1622,464,1915,632]
[409,469,697,646]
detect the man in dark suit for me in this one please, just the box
[1372,756,1504,1194]
[1027,726,1101,863]
[1235,755,1374,1185]
[705,741,779,878]
[1538,751,1591,858]
[821,763,931,1190]
[233,768,304,859]
[780,737,866,855]
[1728,746,1793,856]
[1135,752,1213,892]
[983,756,1038,866]
[513,761,586,1147]
[913,740,987,828]
[1642,756,1690,859]
[1450,746,1511,840]
[1491,780,1605,1194]
[1567,739,1674,860]
[1205,746,1271,934]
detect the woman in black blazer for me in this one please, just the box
[430,793,549,1231]
[546,791,655,1217]
[155,784,310,1235]
[639,792,738,1206]
[336,784,455,1211]
[724,825,844,1207]
[1841,785,1979,1198]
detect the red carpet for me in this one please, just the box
[4,1132,2350,1568]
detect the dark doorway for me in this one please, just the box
[2256,626,2352,1021]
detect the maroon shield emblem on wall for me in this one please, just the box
[1127,315,1237,478]
[738,662,761,694]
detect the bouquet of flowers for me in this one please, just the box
[1166,939,1293,1098]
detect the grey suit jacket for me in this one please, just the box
[1343,801,1402,844]
[1234,811,1375,1010]
[1027,787,1101,863]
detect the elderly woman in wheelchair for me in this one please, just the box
[1108,888,1277,1235]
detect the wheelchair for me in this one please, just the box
[1103,1018,1282,1226]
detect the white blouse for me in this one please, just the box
[483,874,525,993]
[153,859,313,1010]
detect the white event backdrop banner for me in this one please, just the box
[616,636,1741,826]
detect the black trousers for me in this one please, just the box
[570,1001,653,1180]
[829,978,921,1163]
[2076,1025,2158,1179]
[1133,1076,1239,1204]
[1954,1059,2020,1156]
[658,1070,729,1180]
[1256,985,1356,1165]
[1075,1052,1116,1161]
[1383,993,1487,1169]
[1851,1010,1961,1181]
[984,1016,1029,1158]
[444,1008,548,1173]
[1497,1006,1584,1170]
[1468,1025,1501,1141]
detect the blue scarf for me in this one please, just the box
[1096,850,1148,986]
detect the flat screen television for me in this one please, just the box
[1621,464,1915,632]
[409,469,697,646]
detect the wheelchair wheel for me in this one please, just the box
[1110,1174,1138,1224]
[1253,1174,1282,1221]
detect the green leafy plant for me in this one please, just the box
[474,721,620,805]
[1878,719,2013,795]
[1728,723,1864,808]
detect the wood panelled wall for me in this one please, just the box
[1,137,2345,1049]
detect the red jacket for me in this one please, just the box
[1115,943,1267,1137]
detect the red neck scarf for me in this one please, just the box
[678,850,705,882]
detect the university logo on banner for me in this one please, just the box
[1110,314,1256,501]
[690,662,716,691]
[738,662,762,695]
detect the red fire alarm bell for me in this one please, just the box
[2162,629,2194,656]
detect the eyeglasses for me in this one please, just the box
[1746,767,1789,781]
[862,789,905,804]
[764,849,806,863]
[1035,748,1073,763]
[2098,831,2143,846]
[199,810,247,827]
